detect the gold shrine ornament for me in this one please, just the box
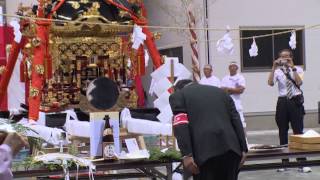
[30,87,40,97]
[67,1,80,9]
[31,37,41,47]
[153,32,162,40]
[0,66,6,75]
[35,64,45,75]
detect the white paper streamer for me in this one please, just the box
[9,19,22,43]
[149,57,191,124]
[289,31,297,50]
[249,38,258,57]
[144,49,149,67]
[131,24,146,50]
[34,153,96,180]
[216,27,234,55]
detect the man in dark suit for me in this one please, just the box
[169,79,248,180]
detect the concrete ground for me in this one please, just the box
[239,129,320,180]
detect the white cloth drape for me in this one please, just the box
[8,53,25,110]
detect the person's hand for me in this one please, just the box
[222,87,230,94]
[272,59,279,69]
[183,156,200,175]
[239,151,247,168]
[286,57,294,68]
[3,132,29,156]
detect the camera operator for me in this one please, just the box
[268,49,311,173]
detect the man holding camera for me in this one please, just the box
[268,49,311,173]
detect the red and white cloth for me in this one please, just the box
[173,113,189,126]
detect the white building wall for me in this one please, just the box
[6,0,37,22]
[146,0,320,113]
[5,0,320,113]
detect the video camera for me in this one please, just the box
[275,59,288,66]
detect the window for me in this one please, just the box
[240,27,305,72]
[159,46,183,64]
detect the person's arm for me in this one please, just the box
[169,91,199,174]
[226,95,248,153]
[268,60,278,86]
[220,77,229,92]
[227,76,246,94]
[227,86,245,94]
[0,144,12,174]
[286,58,303,86]
[292,67,303,86]
[169,91,193,157]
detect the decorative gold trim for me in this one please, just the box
[80,0,89,4]
[30,87,40,97]
[0,66,6,75]
[50,36,124,71]
[50,16,133,37]
[35,64,45,75]
[31,37,41,47]
[153,32,162,40]
[67,1,80,9]
[83,2,100,16]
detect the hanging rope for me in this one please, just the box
[2,13,320,33]
[2,13,320,49]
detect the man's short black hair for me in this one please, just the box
[174,79,193,91]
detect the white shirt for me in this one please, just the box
[274,66,303,97]
[199,75,221,88]
[221,74,246,110]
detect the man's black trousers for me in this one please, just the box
[194,150,241,180]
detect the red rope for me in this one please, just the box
[104,0,146,25]
[48,0,66,18]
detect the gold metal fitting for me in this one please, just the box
[31,37,41,47]
[35,65,45,75]
[25,43,32,49]
[6,45,12,53]
[30,87,40,97]
[153,32,162,40]
[80,0,89,4]
[119,10,130,18]
[69,1,80,9]
[0,66,6,75]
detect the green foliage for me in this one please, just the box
[67,143,79,156]
[148,147,181,162]
[13,156,78,172]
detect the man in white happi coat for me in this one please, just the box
[221,62,246,129]
[199,64,221,88]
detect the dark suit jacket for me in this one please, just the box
[169,83,248,166]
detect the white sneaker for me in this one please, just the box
[298,167,312,173]
[277,168,289,172]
